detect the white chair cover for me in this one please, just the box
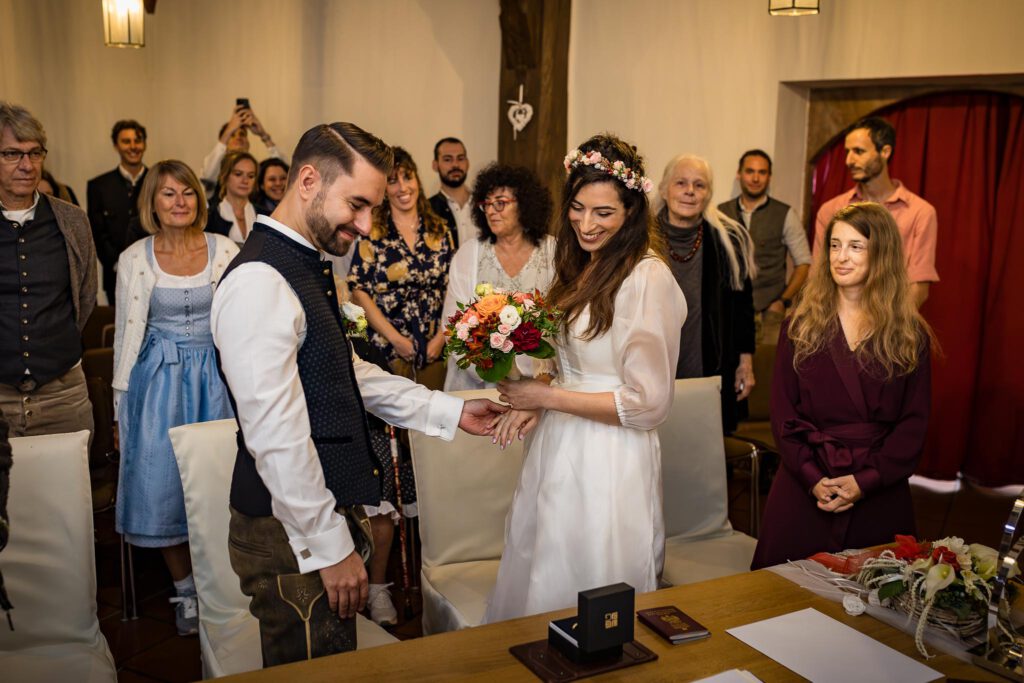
[409,388,525,633]
[0,430,116,683]
[169,419,397,679]
[659,377,756,585]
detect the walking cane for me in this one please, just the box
[388,425,414,620]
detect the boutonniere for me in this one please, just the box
[341,301,368,340]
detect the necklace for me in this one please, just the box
[668,223,703,263]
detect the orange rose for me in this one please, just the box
[474,293,507,319]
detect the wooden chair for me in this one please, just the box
[81,305,114,350]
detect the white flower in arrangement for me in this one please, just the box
[969,544,999,580]
[933,536,971,569]
[455,323,471,341]
[924,562,955,602]
[498,305,521,329]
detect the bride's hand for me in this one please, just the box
[492,409,541,449]
[497,378,550,411]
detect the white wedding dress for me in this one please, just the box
[483,257,687,623]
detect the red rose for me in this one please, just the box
[931,546,961,571]
[509,321,542,352]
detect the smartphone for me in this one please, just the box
[236,97,250,110]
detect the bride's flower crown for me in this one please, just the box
[563,149,654,194]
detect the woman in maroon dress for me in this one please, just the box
[751,202,933,569]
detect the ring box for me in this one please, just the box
[547,583,635,664]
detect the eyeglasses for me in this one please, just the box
[0,148,47,164]
[477,197,516,213]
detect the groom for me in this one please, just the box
[211,122,505,667]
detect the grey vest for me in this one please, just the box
[719,196,790,311]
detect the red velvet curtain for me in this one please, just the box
[808,91,1024,486]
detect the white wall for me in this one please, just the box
[568,0,1024,213]
[0,0,500,201]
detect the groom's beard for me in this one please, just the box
[306,190,354,257]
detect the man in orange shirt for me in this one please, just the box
[813,117,938,307]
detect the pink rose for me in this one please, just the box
[490,332,507,349]
[498,323,511,335]
[456,323,470,341]
[501,338,514,353]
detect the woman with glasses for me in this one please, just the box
[442,163,556,390]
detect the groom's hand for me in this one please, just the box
[458,398,508,436]
[319,550,368,619]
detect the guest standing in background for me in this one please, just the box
[813,117,938,308]
[442,163,556,391]
[88,119,148,302]
[428,137,473,249]
[751,202,932,569]
[348,146,454,390]
[113,160,238,635]
[252,158,289,215]
[656,154,757,434]
[0,103,96,439]
[206,151,258,244]
[199,102,285,194]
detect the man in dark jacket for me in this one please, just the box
[87,119,148,301]
[428,137,473,249]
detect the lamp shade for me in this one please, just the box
[769,0,820,16]
[102,0,145,48]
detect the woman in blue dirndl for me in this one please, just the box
[112,160,238,635]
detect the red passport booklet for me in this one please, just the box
[637,606,710,644]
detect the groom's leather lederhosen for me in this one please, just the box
[219,224,382,667]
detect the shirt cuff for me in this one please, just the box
[424,391,464,441]
[287,511,355,574]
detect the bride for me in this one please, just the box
[483,134,687,622]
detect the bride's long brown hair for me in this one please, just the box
[547,134,666,340]
[788,202,933,378]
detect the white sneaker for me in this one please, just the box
[367,583,398,626]
[169,594,199,636]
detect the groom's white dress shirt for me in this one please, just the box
[212,215,464,574]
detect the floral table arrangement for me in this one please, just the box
[443,283,561,383]
[810,535,1012,657]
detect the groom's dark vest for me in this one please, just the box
[220,224,381,517]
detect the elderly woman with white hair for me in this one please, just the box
[657,154,757,433]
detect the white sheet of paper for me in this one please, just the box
[693,670,763,683]
[726,608,942,683]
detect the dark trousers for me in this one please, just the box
[228,507,357,667]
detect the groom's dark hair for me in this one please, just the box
[287,122,394,189]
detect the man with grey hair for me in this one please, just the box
[0,103,96,438]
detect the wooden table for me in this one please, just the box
[220,570,1001,682]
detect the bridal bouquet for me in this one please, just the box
[444,283,561,383]
[811,535,1011,656]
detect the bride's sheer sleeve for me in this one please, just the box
[611,257,687,429]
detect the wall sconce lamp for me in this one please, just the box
[769,0,820,16]
[102,0,156,48]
